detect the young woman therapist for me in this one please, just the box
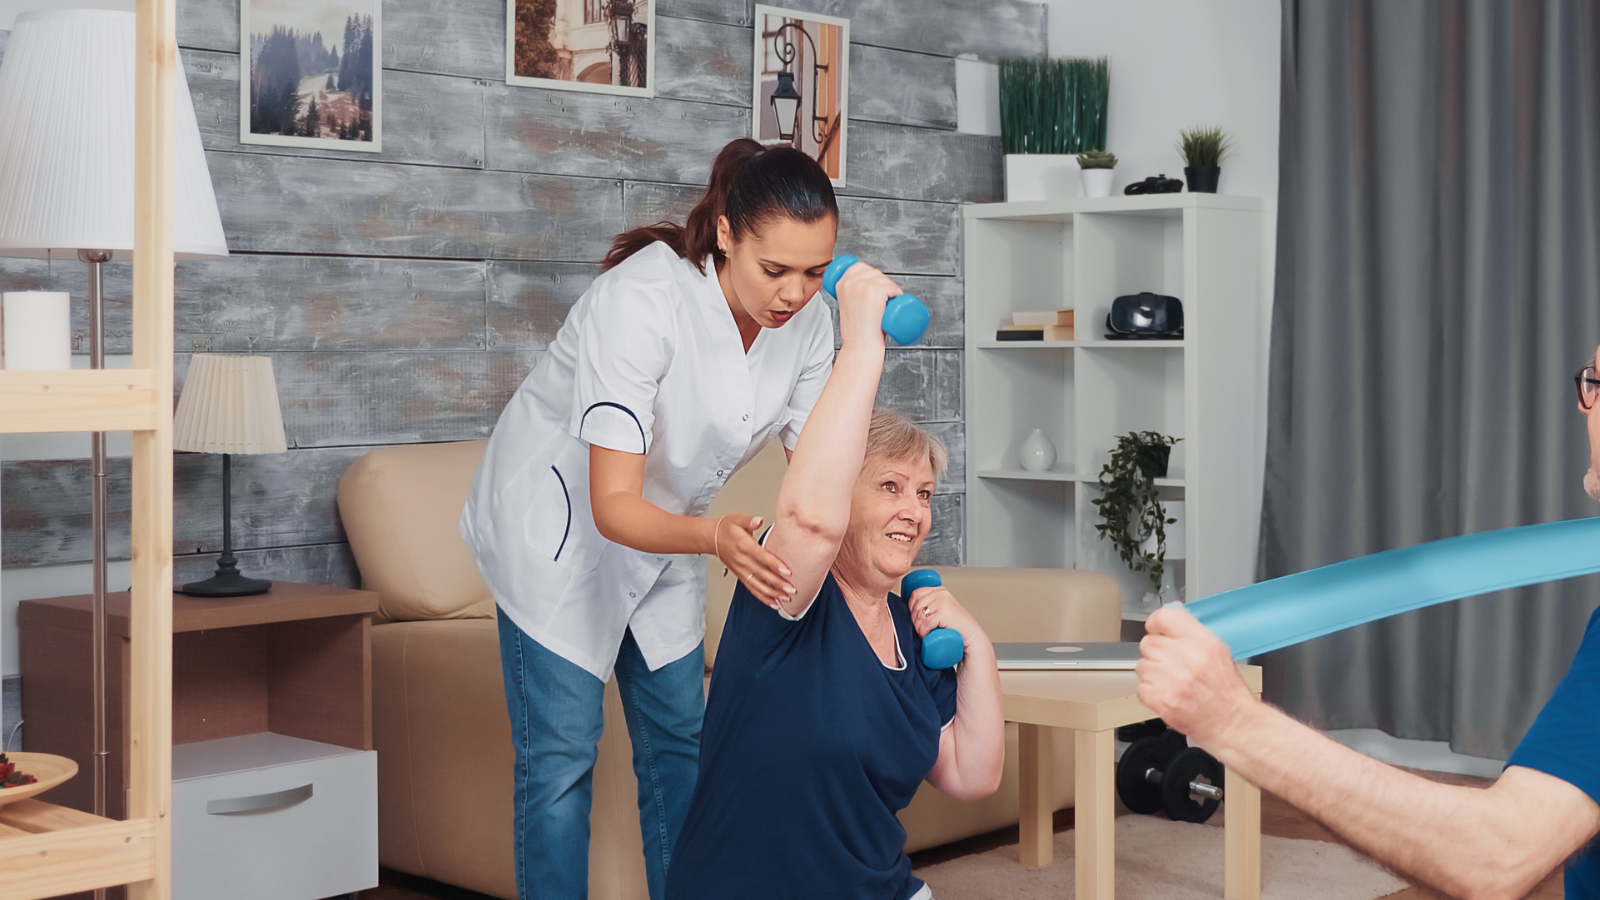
[459,138,842,900]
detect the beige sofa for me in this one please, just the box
[337,439,1120,900]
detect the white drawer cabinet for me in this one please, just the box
[173,733,378,900]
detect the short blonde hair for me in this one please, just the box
[864,409,948,480]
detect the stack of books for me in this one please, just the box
[996,309,1075,341]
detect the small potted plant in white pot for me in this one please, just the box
[1076,150,1117,198]
[999,56,1108,201]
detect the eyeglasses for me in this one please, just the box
[1577,364,1600,410]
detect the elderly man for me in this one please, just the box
[1137,345,1600,900]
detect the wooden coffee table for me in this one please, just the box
[1001,666,1264,900]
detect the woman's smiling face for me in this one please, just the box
[835,453,936,585]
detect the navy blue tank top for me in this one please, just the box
[666,572,958,900]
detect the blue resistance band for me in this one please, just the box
[1186,517,1600,660]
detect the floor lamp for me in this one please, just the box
[0,8,228,859]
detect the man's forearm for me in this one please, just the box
[1210,704,1530,900]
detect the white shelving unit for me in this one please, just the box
[962,194,1264,620]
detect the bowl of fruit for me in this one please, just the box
[0,752,76,808]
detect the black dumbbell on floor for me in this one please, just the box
[1115,727,1226,824]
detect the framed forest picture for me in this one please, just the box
[241,0,382,151]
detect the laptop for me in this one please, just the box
[993,641,1143,670]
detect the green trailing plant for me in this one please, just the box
[999,57,1109,155]
[1076,149,1118,169]
[1177,125,1230,167]
[1092,431,1181,592]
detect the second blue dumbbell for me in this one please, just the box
[901,568,964,669]
[821,254,930,346]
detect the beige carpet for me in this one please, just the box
[914,815,1408,900]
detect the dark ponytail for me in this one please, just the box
[602,138,838,273]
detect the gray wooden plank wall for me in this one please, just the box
[0,0,1043,590]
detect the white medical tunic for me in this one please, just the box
[460,242,835,681]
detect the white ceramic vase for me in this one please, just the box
[1080,167,1115,198]
[1004,154,1080,202]
[1018,428,1057,472]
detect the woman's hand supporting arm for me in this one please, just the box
[763,264,897,615]
[590,446,794,607]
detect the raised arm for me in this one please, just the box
[914,583,1005,800]
[1136,605,1600,900]
[764,263,897,614]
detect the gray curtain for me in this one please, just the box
[1262,0,1600,760]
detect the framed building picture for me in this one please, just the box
[240,0,382,151]
[752,5,849,184]
[508,0,656,97]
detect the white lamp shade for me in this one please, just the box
[174,355,288,454]
[0,9,227,260]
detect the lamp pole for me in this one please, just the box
[606,0,641,88]
[79,247,111,900]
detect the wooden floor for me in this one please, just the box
[358,869,499,900]
[359,769,1562,900]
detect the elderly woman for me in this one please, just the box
[665,263,1005,900]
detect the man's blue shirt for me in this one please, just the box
[1506,603,1600,898]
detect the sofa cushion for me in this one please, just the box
[338,440,495,622]
[372,619,647,899]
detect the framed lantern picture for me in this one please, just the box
[240,0,382,151]
[752,5,849,185]
[508,0,656,97]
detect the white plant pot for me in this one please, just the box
[1004,154,1080,202]
[1080,167,1115,198]
[1018,428,1057,472]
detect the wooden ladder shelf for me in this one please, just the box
[0,0,179,896]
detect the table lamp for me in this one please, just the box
[0,8,228,840]
[173,354,288,596]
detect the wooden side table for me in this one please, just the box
[19,582,378,899]
[1001,666,1264,900]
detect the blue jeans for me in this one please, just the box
[497,608,705,900]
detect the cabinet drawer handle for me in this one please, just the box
[206,783,313,816]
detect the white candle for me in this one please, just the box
[2,292,72,370]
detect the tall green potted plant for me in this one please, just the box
[1092,431,1181,595]
[1177,125,1229,193]
[999,57,1109,201]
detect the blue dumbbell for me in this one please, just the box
[901,569,964,669]
[821,254,931,346]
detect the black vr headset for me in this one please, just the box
[1104,292,1184,340]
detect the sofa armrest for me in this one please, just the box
[372,619,646,900]
[929,566,1122,644]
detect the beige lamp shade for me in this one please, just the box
[174,355,288,455]
[0,9,227,260]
